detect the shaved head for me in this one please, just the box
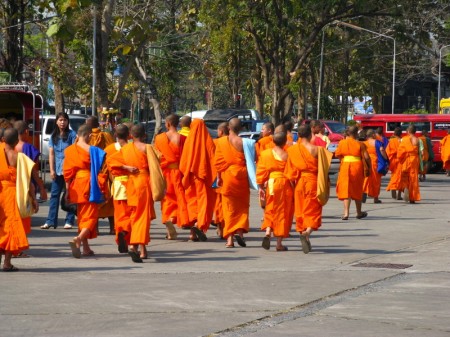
[166,114,180,127]
[180,115,191,128]
[13,120,28,135]
[86,116,100,128]
[3,128,19,146]
[273,132,287,147]
[218,122,229,136]
[131,123,146,140]
[229,118,241,134]
[274,125,286,133]
[77,124,92,138]
[115,124,129,140]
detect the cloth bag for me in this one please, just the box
[146,144,166,201]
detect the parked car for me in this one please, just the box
[142,120,167,143]
[203,108,263,136]
[185,110,208,120]
[40,114,89,159]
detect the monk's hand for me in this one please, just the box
[123,165,139,174]
[32,198,39,213]
[258,187,266,201]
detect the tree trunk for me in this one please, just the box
[53,40,65,113]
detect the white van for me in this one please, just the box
[40,114,89,159]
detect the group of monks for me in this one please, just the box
[1,112,448,271]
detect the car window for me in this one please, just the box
[70,118,86,132]
[46,119,55,134]
[326,121,346,133]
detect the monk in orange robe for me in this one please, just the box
[257,132,293,251]
[284,120,295,147]
[214,118,250,248]
[0,129,37,271]
[440,130,450,176]
[285,125,331,254]
[255,122,275,158]
[362,129,387,204]
[108,124,155,262]
[64,125,106,258]
[154,114,189,239]
[397,125,421,203]
[104,124,133,253]
[386,127,403,200]
[86,116,115,234]
[212,122,229,239]
[13,121,47,246]
[179,119,216,241]
[419,130,429,181]
[335,125,369,220]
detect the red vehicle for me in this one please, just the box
[354,114,450,170]
[0,83,43,150]
[301,119,346,153]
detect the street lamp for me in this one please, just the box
[437,44,450,113]
[334,21,396,114]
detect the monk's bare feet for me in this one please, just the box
[165,220,178,240]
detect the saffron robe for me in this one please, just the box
[89,128,115,218]
[105,143,132,246]
[363,140,382,198]
[179,120,217,232]
[110,143,155,245]
[212,138,224,227]
[214,136,250,238]
[441,135,450,170]
[386,137,402,191]
[154,133,189,227]
[335,138,364,201]
[285,143,323,233]
[256,135,274,159]
[63,144,101,239]
[397,136,421,202]
[256,149,293,237]
[0,143,29,254]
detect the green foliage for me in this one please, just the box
[403,107,428,114]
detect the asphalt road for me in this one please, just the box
[1,172,450,337]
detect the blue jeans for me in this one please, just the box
[45,175,75,227]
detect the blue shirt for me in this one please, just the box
[49,130,77,175]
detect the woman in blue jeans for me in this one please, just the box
[41,113,77,229]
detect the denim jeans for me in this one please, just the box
[45,175,75,227]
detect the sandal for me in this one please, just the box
[128,250,143,263]
[82,250,95,257]
[69,239,81,259]
[276,246,288,252]
[262,235,270,250]
[3,265,19,272]
[225,243,235,248]
[356,211,368,219]
[341,215,349,220]
[191,227,207,242]
[299,235,310,254]
[234,234,246,247]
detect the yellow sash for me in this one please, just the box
[343,155,361,163]
[112,175,128,200]
[16,153,36,218]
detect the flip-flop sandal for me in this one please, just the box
[128,250,143,263]
[299,235,310,254]
[13,252,30,258]
[225,243,235,248]
[117,232,128,253]
[262,235,270,250]
[191,227,207,242]
[341,216,349,220]
[276,246,288,251]
[234,235,246,247]
[356,211,368,219]
[3,265,19,272]
[82,250,95,257]
[69,240,81,259]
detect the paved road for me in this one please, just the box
[1,173,450,337]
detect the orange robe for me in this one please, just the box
[386,137,402,191]
[179,120,216,232]
[105,143,133,245]
[256,135,274,159]
[285,143,321,232]
[63,144,99,239]
[398,136,421,202]
[154,133,189,227]
[214,136,250,238]
[362,140,382,198]
[110,143,155,245]
[212,138,224,227]
[256,149,293,237]
[0,143,29,254]
[335,138,364,201]
[90,128,115,218]
[441,135,450,170]
[286,132,294,147]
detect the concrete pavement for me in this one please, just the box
[1,173,450,337]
